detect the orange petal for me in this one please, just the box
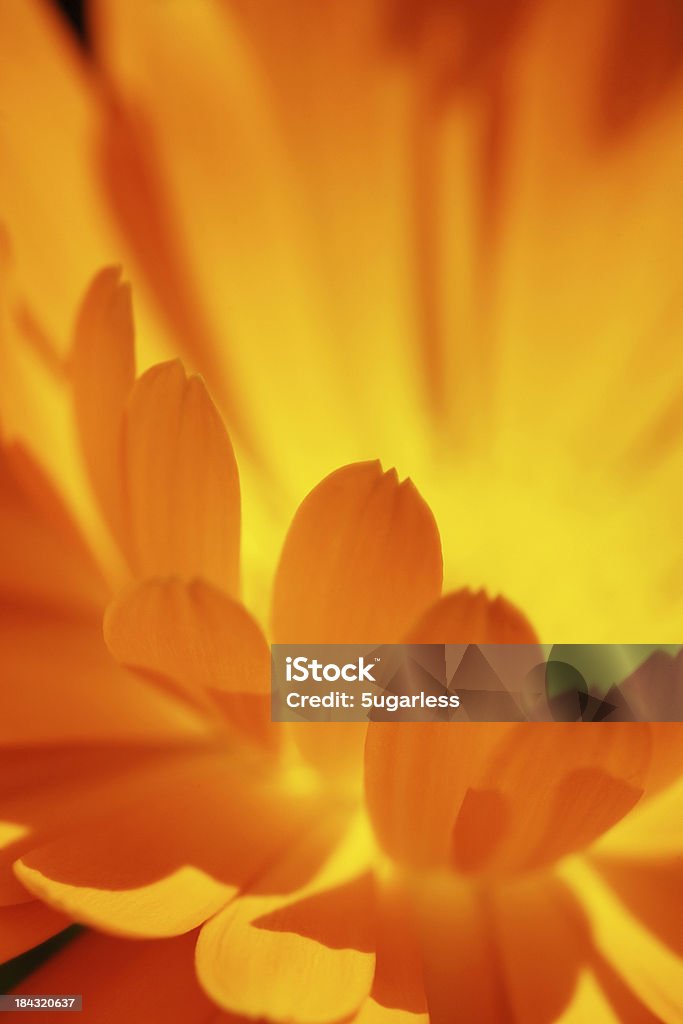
[121,360,240,595]
[15,749,327,938]
[197,814,376,1023]
[105,577,276,749]
[365,720,650,873]
[0,608,208,747]
[273,461,442,643]
[368,878,426,1017]
[0,747,187,907]
[71,265,135,545]
[0,442,107,614]
[0,900,69,962]
[413,877,510,1024]
[0,0,115,353]
[642,722,683,798]
[407,587,538,643]
[488,875,591,1024]
[412,873,590,1024]
[9,930,237,1023]
[272,461,442,778]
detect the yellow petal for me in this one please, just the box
[122,360,240,595]
[561,857,683,1022]
[353,1003,428,1024]
[590,855,683,960]
[105,577,276,749]
[197,813,376,1023]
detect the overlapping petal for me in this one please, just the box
[104,578,276,749]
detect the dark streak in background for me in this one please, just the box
[54,0,87,45]
[0,927,84,995]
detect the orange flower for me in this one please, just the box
[0,272,681,1023]
[1,2,683,1022]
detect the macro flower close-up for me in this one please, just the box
[1,1,683,1022]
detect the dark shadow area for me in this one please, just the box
[53,0,86,45]
[0,926,83,994]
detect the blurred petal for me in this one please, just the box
[407,587,538,642]
[71,266,135,546]
[0,900,69,962]
[414,877,509,1024]
[365,721,650,872]
[594,776,683,858]
[0,0,115,352]
[92,0,429,498]
[105,578,276,749]
[0,609,208,747]
[368,878,426,1017]
[0,442,106,614]
[590,856,683,960]
[0,747,189,907]
[122,360,240,595]
[488,875,589,1024]
[15,750,327,938]
[197,814,375,1023]
[562,858,683,1022]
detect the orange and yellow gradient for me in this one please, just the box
[1,1,683,1021]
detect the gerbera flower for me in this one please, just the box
[1,1,683,1022]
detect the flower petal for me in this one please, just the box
[273,461,442,643]
[0,747,189,907]
[122,360,240,595]
[488,875,590,1024]
[71,265,135,546]
[407,587,538,643]
[104,577,276,749]
[562,858,683,1022]
[272,461,442,779]
[92,0,428,491]
[365,720,650,872]
[0,442,107,614]
[15,750,325,938]
[0,609,208,747]
[590,855,683,960]
[196,814,376,1023]
[413,877,510,1024]
[0,0,115,351]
